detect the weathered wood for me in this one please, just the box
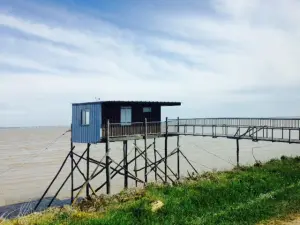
[134,139,138,187]
[165,117,168,183]
[86,143,90,198]
[144,118,148,184]
[236,139,240,167]
[74,167,105,192]
[146,148,178,177]
[135,144,175,183]
[154,138,157,182]
[47,147,89,208]
[72,157,87,180]
[177,117,180,180]
[70,132,74,204]
[34,147,73,210]
[123,140,128,189]
[106,120,111,195]
[153,147,178,177]
[179,150,198,174]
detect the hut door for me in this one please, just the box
[121,107,132,125]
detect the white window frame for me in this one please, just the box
[143,107,152,113]
[81,109,90,126]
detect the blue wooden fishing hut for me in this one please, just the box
[71,100,181,143]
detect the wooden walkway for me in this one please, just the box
[101,117,300,144]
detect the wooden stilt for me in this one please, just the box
[86,143,90,198]
[123,140,128,189]
[106,120,111,195]
[70,128,74,204]
[144,118,148,184]
[236,139,240,167]
[34,149,73,210]
[177,117,180,180]
[179,150,198,174]
[154,138,157,182]
[47,147,87,208]
[165,117,168,183]
[134,139,138,187]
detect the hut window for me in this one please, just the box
[81,109,90,125]
[143,107,151,113]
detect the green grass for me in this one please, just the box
[5,156,300,225]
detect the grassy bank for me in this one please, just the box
[4,156,300,225]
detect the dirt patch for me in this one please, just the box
[262,215,300,225]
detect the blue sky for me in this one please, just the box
[1,0,300,127]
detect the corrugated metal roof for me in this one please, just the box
[72,100,181,106]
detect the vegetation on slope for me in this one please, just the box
[4,156,300,225]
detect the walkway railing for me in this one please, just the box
[102,121,166,138]
[101,117,300,139]
[168,118,300,129]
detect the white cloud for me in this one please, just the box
[0,0,300,126]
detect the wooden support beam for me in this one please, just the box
[70,131,74,204]
[135,144,175,183]
[144,118,148,184]
[146,148,178,177]
[106,119,111,195]
[154,138,157,182]
[73,167,105,192]
[134,139,138,187]
[47,146,88,208]
[165,117,168,183]
[177,117,180,180]
[179,150,198,174]
[236,139,240,167]
[86,143,90,198]
[34,146,75,210]
[123,140,128,189]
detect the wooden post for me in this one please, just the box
[282,128,284,139]
[177,117,180,180]
[144,118,148,184]
[106,120,111,195]
[236,139,240,167]
[123,140,128,189]
[86,143,90,198]
[289,129,291,143]
[70,125,74,204]
[165,117,168,183]
[154,138,157,182]
[255,127,258,140]
[134,139,138,187]
[272,128,274,142]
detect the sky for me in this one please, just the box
[1,0,300,127]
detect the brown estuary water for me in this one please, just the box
[0,127,299,208]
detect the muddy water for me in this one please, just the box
[0,127,299,207]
